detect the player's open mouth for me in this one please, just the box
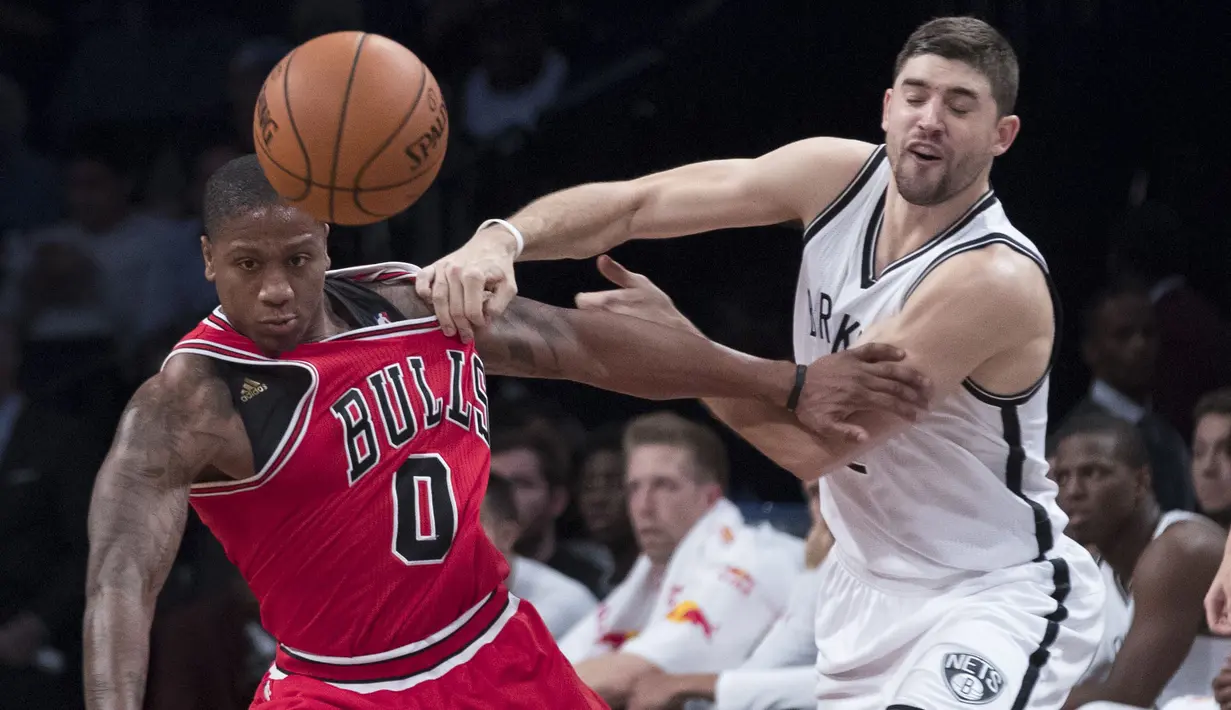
[906,142,943,162]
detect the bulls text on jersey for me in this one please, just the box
[330,349,490,485]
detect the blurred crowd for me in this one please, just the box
[2,0,1231,709]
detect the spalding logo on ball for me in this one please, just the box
[252,31,449,226]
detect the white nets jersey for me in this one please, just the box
[1085,510,1205,685]
[793,144,1066,582]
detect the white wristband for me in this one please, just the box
[478,218,525,258]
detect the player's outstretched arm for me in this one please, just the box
[476,295,800,406]
[416,137,875,341]
[83,357,230,710]
[572,256,931,479]
[1064,520,1224,710]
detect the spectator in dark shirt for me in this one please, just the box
[577,423,638,594]
[491,424,607,597]
[1060,283,1195,511]
[1108,202,1231,441]
[0,320,106,707]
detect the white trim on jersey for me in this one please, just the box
[267,595,523,694]
[162,342,320,497]
[279,590,497,665]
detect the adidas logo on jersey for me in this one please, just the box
[240,378,268,402]
[942,652,1004,704]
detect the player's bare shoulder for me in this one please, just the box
[115,354,249,485]
[903,243,1055,395]
[1151,516,1227,569]
[765,137,881,224]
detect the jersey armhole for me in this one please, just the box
[900,233,1062,407]
[801,144,887,246]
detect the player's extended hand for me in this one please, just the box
[414,224,520,343]
[1205,558,1231,635]
[575,256,700,335]
[794,344,933,442]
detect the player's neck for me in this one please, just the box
[879,175,991,263]
[1101,503,1161,586]
[301,298,359,344]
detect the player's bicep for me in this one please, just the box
[629,138,875,237]
[1100,535,1221,705]
[857,247,1050,402]
[86,367,230,597]
[474,297,595,379]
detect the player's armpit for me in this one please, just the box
[574,652,663,707]
[475,297,798,405]
[83,357,232,710]
[1062,522,1225,710]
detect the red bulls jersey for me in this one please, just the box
[163,263,506,662]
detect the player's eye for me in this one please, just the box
[289,254,310,268]
[237,259,259,271]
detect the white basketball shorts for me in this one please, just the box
[813,536,1104,710]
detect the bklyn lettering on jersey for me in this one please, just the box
[806,288,862,354]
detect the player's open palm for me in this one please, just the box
[415,226,520,343]
[795,345,933,442]
[1205,557,1231,635]
[575,255,701,335]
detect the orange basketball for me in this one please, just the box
[252,31,448,226]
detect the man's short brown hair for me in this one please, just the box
[894,16,1020,116]
[1195,388,1231,424]
[622,412,729,491]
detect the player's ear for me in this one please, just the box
[992,113,1021,157]
[881,88,893,132]
[322,222,332,270]
[1134,464,1153,500]
[201,235,216,282]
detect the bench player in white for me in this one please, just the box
[418,15,1104,710]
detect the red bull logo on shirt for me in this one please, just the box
[666,601,718,639]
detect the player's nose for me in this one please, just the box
[259,271,294,306]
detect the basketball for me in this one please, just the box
[252,31,448,226]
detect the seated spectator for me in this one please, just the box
[0,124,198,388]
[492,424,608,596]
[628,477,832,710]
[461,0,569,148]
[1049,413,1223,710]
[0,320,108,708]
[578,423,639,594]
[1107,202,1231,441]
[1193,389,1231,527]
[1060,283,1194,511]
[480,474,598,638]
[559,412,803,707]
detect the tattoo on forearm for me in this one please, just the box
[482,299,578,376]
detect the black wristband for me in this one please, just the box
[785,364,807,412]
